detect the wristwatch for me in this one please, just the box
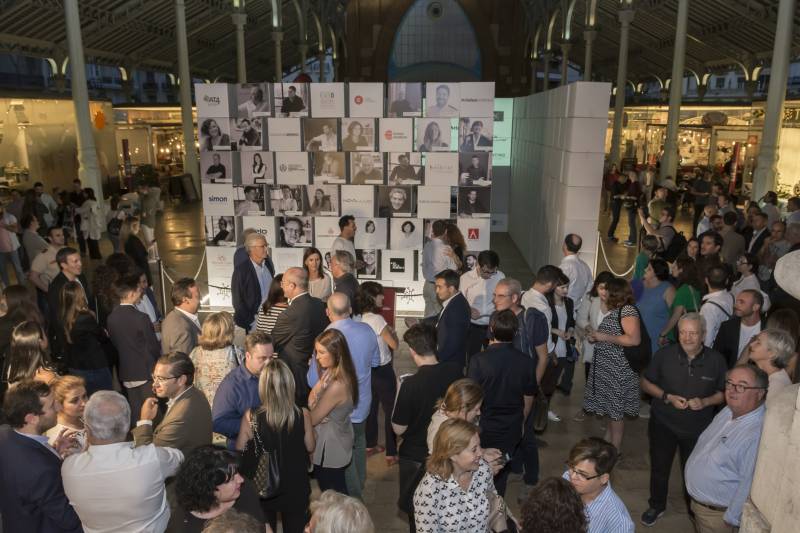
[662,391,669,403]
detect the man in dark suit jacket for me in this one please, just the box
[232,233,275,332]
[161,277,202,355]
[271,267,329,405]
[0,381,83,533]
[712,289,765,368]
[47,246,92,359]
[107,273,162,427]
[423,269,471,366]
[133,352,212,460]
[745,212,770,256]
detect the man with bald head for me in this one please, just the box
[308,292,380,499]
[271,266,329,406]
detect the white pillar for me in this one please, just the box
[232,12,247,83]
[661,0,689,181]
[609,9,634,165]
[583,28,596,81]
[560,42,572,86]
[175,0,199,191]
[753,0,797,200]
[272,31,284,82]
[63,0,103,202]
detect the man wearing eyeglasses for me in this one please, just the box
[639,313,727,527]
[684,364,768,532]
[460,250,505,358]
[231,232,274,338]
[562,437,634,533]
[132,352,212,456]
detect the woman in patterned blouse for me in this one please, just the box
[413,418,497,532]
[189,311,243,407]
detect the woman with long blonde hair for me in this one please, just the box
[414,418,496,532]
[190,311,242,406]
[236,358,314,533]
[45,375,88,450]
[308,329,358,494]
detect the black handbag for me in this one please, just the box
[617,306,652,374]
[242,413,282,499]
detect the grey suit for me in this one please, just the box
[131,386,212,457]
[161,308,201,355]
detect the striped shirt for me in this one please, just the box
[562,472,634,533]
[685,404,766,526]
[255,305,287,335]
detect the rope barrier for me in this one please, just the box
[597,234,637,278]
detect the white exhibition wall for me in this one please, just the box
[508,82,611,273]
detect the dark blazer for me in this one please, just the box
[271,293,329,405]
[425,292,471,365]
[160,308,201,355]
[0,425,83,533]
[231,259,276,330]
[234,246,276,271]
[124,235,152,286]
[746,228,769,256]
[65,312,114,371]
[333,273,359,310]
[47,271,92,358]
[712,315,766,368]
[131,386,212,456]
[106,304,161,382]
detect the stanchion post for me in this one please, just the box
[158,259,168,317]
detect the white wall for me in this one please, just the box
[508,82,611,272]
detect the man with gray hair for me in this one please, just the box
[231,231,275,335]
[639,312,727,527]
[62,390,183,532]
[330,249,359,308]
[308,292,380,499]
[741,328,795,396]
[272,267,329,406]
[307,489,374,533]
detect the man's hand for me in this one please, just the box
[668,394,688,410]
[140,397,159,421]
[687,397,705,411]
[53,427,82,458]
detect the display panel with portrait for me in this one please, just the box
[303,118,339,152]
[340,118,376,151]
[390,218,423,250]
[304,185,339,216]
[199,118,232,151]
[236,83,271,118]
[415,118,456,152]
[387,152,422,185]
[278,216,313,247]
[269,185,307,216]
[240,151,274,185]
[311,152,346,184]
[274,83,309,117]
[458,117,493,152]
[356,249,379,279]
[201,151,234,184]
[230,117,264,150]
[206,216,236,247]
[377,186,415,217]
[349,152,384,185]
[354,218,387,249]
[457,187,491,218]
[233,185,268,216]
[425,83,460,117]
[458,152,492,186]
[387,82,422,117]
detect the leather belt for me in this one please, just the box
[693,499,727,513]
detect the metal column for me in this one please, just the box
[660,0,689,181]
[175,0,199,192]
[609,8,634,165]
[232,12,247,83]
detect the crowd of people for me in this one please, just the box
[0,168,799,533]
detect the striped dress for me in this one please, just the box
[255,304,288,334]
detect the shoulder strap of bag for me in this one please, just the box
[706,300,732,319]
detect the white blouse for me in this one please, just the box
[413,460,496,533]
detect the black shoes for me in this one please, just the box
[641,508,665,527]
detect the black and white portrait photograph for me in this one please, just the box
[355,218,388,249]
[199,118,231,151]
[425,83,460,117]
[378,186,415,217]
[230,117,263,150]
[206,216,236,247]
[234,185,267,216]
[270,185,306,216]
[340,118,376,151]
[356,249,379,279]
[278,216,313,247]
[312,152,346,184]
[416,118,453,152]
[275,83,309,117]
[201,151,233,184]
[236,83,271,118]
[303,118,339,151]
[241,151,274,185]
[458,118,493,152]
[387,82,422,117]
[349,152,384,185]
[304,185,339,216]
[390,218,423,250]
[388,153,422,185]
[457,187,491,218]
[464,252,479,271]
[458,152,492,186]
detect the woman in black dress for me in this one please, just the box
[120,216,151,286]
[237,358,315,533]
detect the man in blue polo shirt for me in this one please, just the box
[308,292,380,499]
[211,331,273,447]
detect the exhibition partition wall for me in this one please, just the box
[195,81,496,307]
[509,82,612,273]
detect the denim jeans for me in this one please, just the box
[0,249,24,287]
[345,421,367,499]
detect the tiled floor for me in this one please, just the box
[151,200,697,532]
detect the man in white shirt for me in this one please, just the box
[700,266,734,348]
[62,390,183,533]
[696,204,719,237]
[460,250,505,357]
[421,219,457,317]
[29,226,65,292]
[712,289,764,369]
[559,234,593,308]
[331,214,357,262]
[786,197,800,224]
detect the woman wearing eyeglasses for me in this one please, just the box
[174,445,269,532]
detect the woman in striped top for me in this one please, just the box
[256,274,289,334]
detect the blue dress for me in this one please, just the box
[638,281,671,353]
